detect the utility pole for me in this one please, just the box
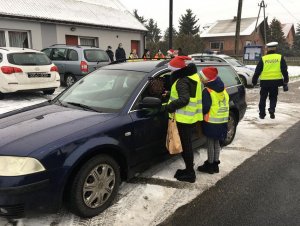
[234,0,243,56]
[254,0,267,44]
[169,0,173,49]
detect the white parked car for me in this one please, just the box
[0,47,60,99]
[189,53,255,87]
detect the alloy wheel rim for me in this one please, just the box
[83,164,115,208]
[66,76,75,86]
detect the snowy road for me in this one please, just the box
[1,75,300,226]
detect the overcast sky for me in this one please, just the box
[119,0,300,32]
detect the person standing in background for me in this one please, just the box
[115,43,126,61]
[106,46,114,62]
[252,41,289,119]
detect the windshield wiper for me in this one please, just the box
[66,102,101,112]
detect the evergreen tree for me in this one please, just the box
[268,18,289,55]
[133,9,147,25]
[174,34,204,55]
[178,9,200,36]
[293,23,300,53]
[145,18,162,43]
[163,26,178,42]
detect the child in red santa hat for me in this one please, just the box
[198,66,229,174]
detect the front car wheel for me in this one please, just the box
[68,154,121,218]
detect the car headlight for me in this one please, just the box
[0,156,45,176]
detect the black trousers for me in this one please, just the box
[259,86,279,115]
[176,122,195,171]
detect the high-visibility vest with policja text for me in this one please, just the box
[204,88,229,124]
[169,73,203,124]
[260,54,283,80]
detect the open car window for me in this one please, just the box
[131,71,171,111]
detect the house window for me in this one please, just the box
[210,41,224,51]
[80,37,97,47]
[0,30,30,48]
[0,31,5,47]
[245,41,252,46]
[8,31,29,48]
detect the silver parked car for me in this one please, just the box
[42,45,110,86]
[189,53,255,87]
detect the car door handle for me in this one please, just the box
[125,132,131,137]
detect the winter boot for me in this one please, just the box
[174,169,186,179]
[197,160,214,174]
[259,113,265,119]
[176,169,196,183]
[270,112,275,119]
[213,161,220,173]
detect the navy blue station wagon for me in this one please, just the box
[0,60,246,218]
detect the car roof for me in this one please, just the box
[102,60,169,73]
[101,59,231,73]
[46,44,105,50]
[189,53,232,59]
[0,47,41,53]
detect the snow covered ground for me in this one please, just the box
[0,66,300,226]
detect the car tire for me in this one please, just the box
[43,89,55,95]
[68,154,121,218]
[221,111,237,146]
[238,75,247,87]
[65,74,76,87]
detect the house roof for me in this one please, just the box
[281,23,294,38]
[200,17,265,38]
[0,0,147,32]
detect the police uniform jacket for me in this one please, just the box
[252,50,289,87]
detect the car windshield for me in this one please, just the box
[84,49,110,62]
[224,57,244,67]
[7,52,52,65]
[57,69,145,113]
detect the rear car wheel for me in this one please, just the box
[68,154,121,218]
[43,89,55,95]
[65,74,76,87]
[238,75,247,87]
[222,111,237,146]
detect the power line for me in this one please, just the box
[275,0,300,22]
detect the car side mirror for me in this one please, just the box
[139,97,162,109]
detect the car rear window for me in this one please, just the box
[197,65,241,87]
[84,49,109,62]
[7,52,52,65]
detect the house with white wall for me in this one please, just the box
[0,0,147,57]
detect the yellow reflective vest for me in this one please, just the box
[168,73,203,124]
[204,88,229,124]
[260,54,283,80]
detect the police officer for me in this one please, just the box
[252,42,289,119]
[166,56,203,183]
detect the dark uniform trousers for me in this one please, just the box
[176,122,195,171]
[259,86,279,115]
